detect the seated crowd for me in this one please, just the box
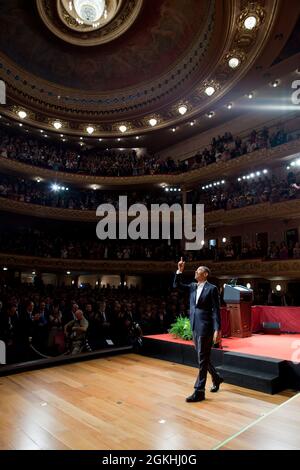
[0,282,188,363]
[0,124,290,177]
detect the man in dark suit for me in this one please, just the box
[173,258,223,402]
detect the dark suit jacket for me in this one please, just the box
[173,273,221,336]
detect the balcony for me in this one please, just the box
[1,253,300,278]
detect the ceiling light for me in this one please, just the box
[172,128,176,132]
[263,169,268,174]
[36,177,41,183]
[19,123,23,127]
[136,136,140,140]
[52,184,60,191]
[86,126,94,135]
[74,0,105,24]
[228,57,240,69]
[205,86,215,96]
[207,112,214,118]
[238,177,241,181]
[40,130,44,133]
[149,118,158,127]
[271,80,280,88]
[190,121,195,126]
[53,121,62,130]
[227,103,232,109]
[247,92,254,99]
[178,105,187,115]
[244,16,257,30]
[119,125,127,133]
[18,110,27,119]
[60,134,64,137]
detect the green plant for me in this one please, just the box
[169,316,192,340]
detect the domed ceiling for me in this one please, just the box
[0,0,299,142]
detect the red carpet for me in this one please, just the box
[144,333,300,362]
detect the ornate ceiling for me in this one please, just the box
[0,0,299,141]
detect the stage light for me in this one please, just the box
[32,271,36,275]
[207,112,214,118]
[18,110,27,119]
[40,129,44,133]
[205,86,215,96]
[98,138,102,141]
[244,16,257,30]
[119,125,127,133]
[263,169,268,174]
[246,283,251,289]
[247,92,254,99]
[19,123,23,127]
[172,128,176,132]
[136,136,140,140]
[276,284,282,292]
[238,177,241,181]
[222,237,227,243]
[3,267,8,271]
[52,184,60,191]
[149,118,158,127]
[190,121,195,126]
[66,271,71,275]
[227,103,232,109]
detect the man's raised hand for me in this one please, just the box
[178,257,185,273]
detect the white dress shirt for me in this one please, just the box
[196,281,206,304]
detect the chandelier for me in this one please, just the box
[73,0,106,24]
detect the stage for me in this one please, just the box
[142,333,300,394]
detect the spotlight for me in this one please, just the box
[119,125,127,133]
[178,105,187,115]
[244,16,257,30]
[18,110,27,119]
[190,121,195,126]
[263,169,268,174]
[136,136,140,140]
[172,128,176,132]
[271,80,280,88]
[86,126,94,135]
[247,92,254,99]
[228,57,240,69]
[227,103,232,109]
[3,267,8,271]
[53,121,62,130]
[205,86,215,96]
[149,118,158,127]
[207,112,214,119]
[222,237,227,243]
[276,284,282,292]
[52,184,60,191]
[246,283,251,289]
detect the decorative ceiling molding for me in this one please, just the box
[0,0,291,137]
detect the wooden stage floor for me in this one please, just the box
[0,354,298,450]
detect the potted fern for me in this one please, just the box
[169,316,193,340]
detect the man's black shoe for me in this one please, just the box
[210,377,224,393]
[186,391,205,402]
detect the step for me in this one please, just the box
[216,364,284,394]
[221,351,285,374]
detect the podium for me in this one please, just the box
[224,284,253,338]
